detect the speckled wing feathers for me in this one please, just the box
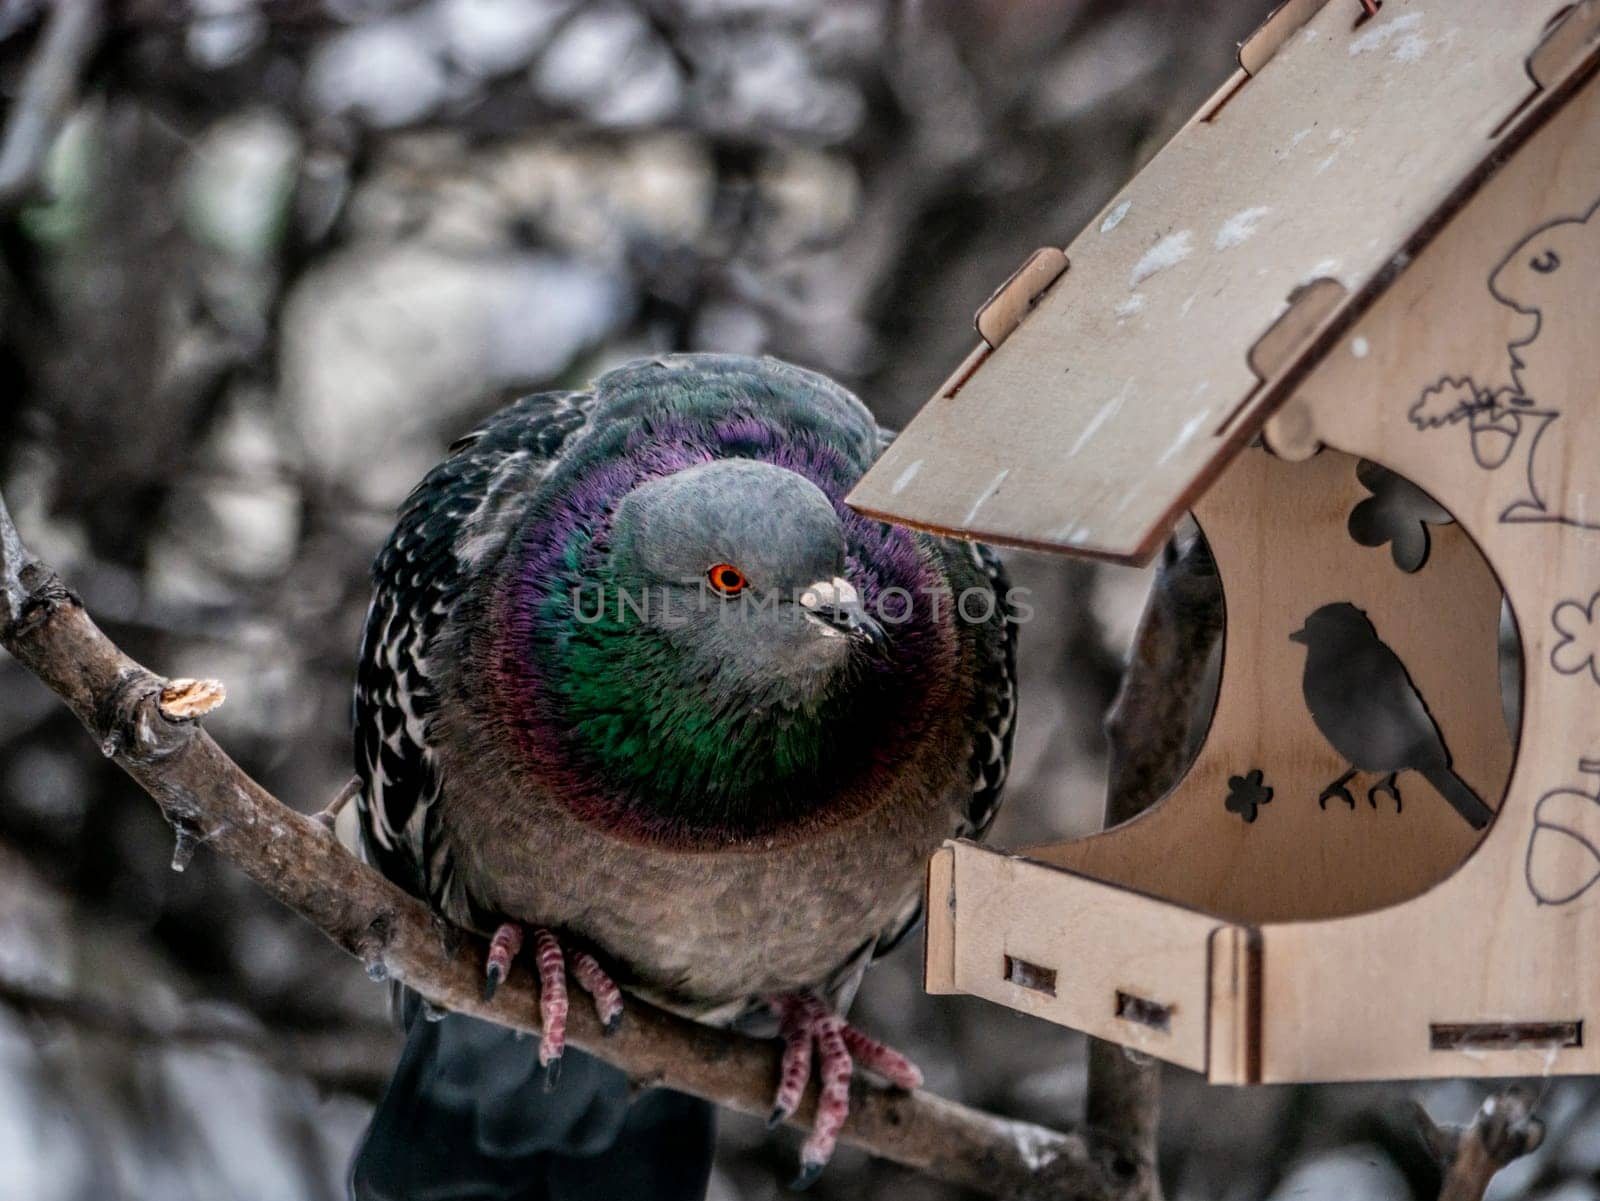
[354,391,593,908]
[956,538,1018,839]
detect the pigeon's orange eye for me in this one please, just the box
[706,563,747,596]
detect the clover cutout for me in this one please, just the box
[1225,768,1274,824]
[1347,459,1454,574]
[1552,592,1600,686]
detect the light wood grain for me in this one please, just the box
[915,4,1600,1085]
[849,0,1575,563]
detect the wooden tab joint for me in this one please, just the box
[974,247,1068,350]
[1528,1,1600,92]
[1239,276,1349,456]
[1237,0,1332,78]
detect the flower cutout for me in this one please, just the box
[1225,768,1274,824]
[1552,592,1600,686]
[1347,459,1454,574]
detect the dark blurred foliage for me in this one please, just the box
[1,2,1597,1199]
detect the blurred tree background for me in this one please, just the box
[1,2,1596,1199]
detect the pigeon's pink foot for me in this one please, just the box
[480,924,626,1084]
[482,922,523,1001]
[766,993,923,1188]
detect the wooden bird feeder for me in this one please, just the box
[847,0,1600,1083]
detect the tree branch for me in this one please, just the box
[0,486,1133,1201]
[1089,527,1226,1201]
[1414,1087,1545,1201]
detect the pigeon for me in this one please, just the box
[1289,602,1492,829]
[348,354,1018,1198]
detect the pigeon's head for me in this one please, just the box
[1289,602,1372,648]
[490,377,953,840]
[601,458,886,694]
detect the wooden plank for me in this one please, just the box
[1205,926,1261,1085]
[923,845,957,994]
[947,841,1229,1073]
[848,1,1573,563]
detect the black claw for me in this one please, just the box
[542,1055,563,1091]
[789,1161,825,1191]
[603,1010,624,1037]
[767,1107,786,1130]
[482,964,504,1003]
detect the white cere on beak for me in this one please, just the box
[799,577,860,612]
[799,577,859,639]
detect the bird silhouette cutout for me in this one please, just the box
[1289,603,1493,829]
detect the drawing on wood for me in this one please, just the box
[1551,592,1600,686]
[1409,196,1600,531]
[1526,760,1600,906]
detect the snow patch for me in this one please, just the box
[962,469,1009,525]
[1349,11,1424,57]
[1215,206,1271,250]
[1100,199,1131,233]
[1115,294,1145,318]
[1393,32,1430,62]
[1069,383,1131,457]
[1157,410,1210,467]
[994,1117,1065,1173]
[1129,230,1192,286]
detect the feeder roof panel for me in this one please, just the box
[848,0,1586,564]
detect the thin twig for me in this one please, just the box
[0,0,104,212]
[314,775,361,829]
[0,486,1134,1201]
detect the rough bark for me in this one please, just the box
[1416,1087,1545,1201]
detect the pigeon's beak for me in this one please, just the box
[1288,626,1308,645]
[799,576,886,650]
